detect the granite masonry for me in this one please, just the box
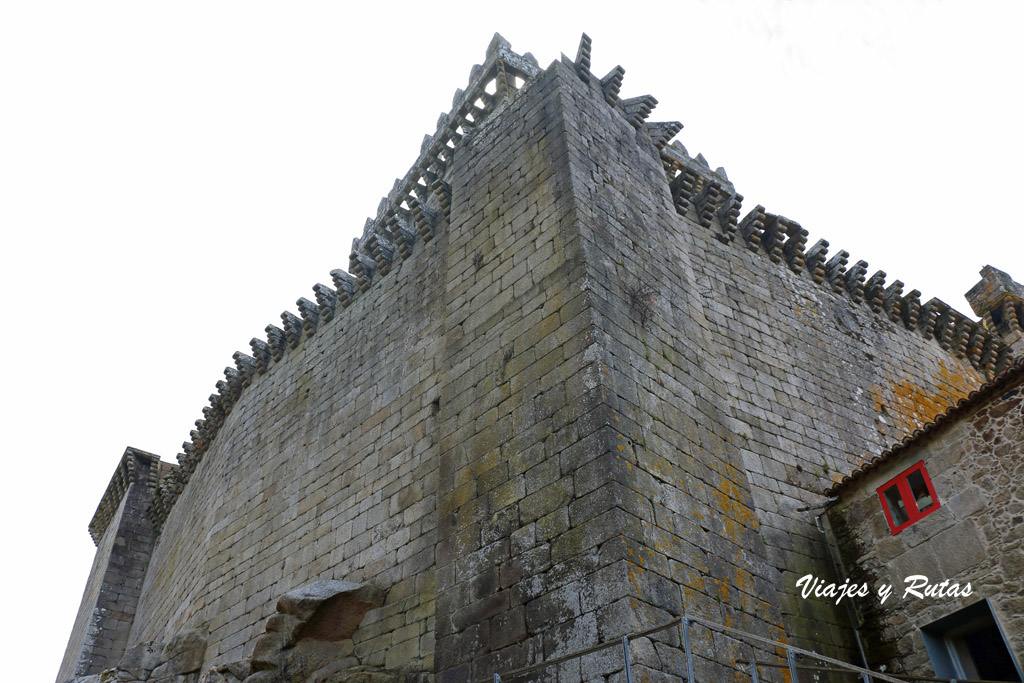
[58,35,1022,683]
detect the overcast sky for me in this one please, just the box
[2,2,1021,681]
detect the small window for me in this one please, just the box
[921,600,1023,681]
[876,461,940,535]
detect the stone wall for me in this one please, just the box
[677,173,990,653]
[59,34,1018,683]
[125,218,446,674]
[827,364,1024,676]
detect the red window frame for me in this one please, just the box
[876,460,941,535]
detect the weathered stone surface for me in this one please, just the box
[277,581,385,640]
[198,662,249,683]
[117,642,164,680]
[58,33,1019,683]
[150,629,206,679]
[830,365,1024,677]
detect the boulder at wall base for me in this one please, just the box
[275,581,386,642]
[117,641,165,681]
[150,629,207,679]
[241,580,384,683]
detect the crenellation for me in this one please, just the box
[713,191,743,244]
[804,237,829,284]
[881,278,903,322]
[899,289,921,330]
[738,205,766,252]
[430,179,452,214]
[264,324,287,361]
[619,95,658,129]
[249,338,272,373]
[693,181,721,229]
[843,259,867,302]
[759,213,786,263]
[192,420,209,449]
[966,325,987,368]
[296,297,320,336]
[995,343,1015,373]
[979,335,998,375]
[330,268,356,308]
[388,213,419,260]
[644,121,684,151]
[351,249,377,292]
[824,248,849,294]
[1005,298,1022,332]
[779,217,807,274]
[214,380,234,414]
[864,270,886,314]
[201,395,224,431]
[600,65,625,105]
[573,33,592,82]
[931,302,955,350]
[308,285,337,326]
[668,168,697,214]
[280,310,304,348]
[951,316,972,359]
[918,298,942,340]
[233,351,257,387]
[411,200,438,243]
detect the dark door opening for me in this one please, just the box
[921,600,1022,682]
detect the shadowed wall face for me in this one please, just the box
[58,451,162,683]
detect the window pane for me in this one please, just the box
[907,469,935,511]
[883,484,910,526]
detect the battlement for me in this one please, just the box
[143,32,1014,537]
[88,447,166,545]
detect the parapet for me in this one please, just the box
[659,121,1015,380]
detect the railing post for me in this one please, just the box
[622,635,634,683]
[749,644,759,683]
[681,617,696,683]
[786,649,799,683]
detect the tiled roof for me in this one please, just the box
[826,357,1024,496]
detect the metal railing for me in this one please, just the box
[482,614,1018,683]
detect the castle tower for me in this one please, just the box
[966,265,1024,355]
[58,35,1016,683]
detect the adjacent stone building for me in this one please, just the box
[826,359,1024,681]
[57,35,1023,683]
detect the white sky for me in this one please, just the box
[1,2,1021,681]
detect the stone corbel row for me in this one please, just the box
[640,90,1014,379]
[661,141,739,245]
[555,33,1010,377]
[562,34,686,153]
[981,299,1024,338]
[728,206,1013,378]
[146,266,379,529]
[88,452,136,544]
[147,35,544,532]
[342,33,539,310]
